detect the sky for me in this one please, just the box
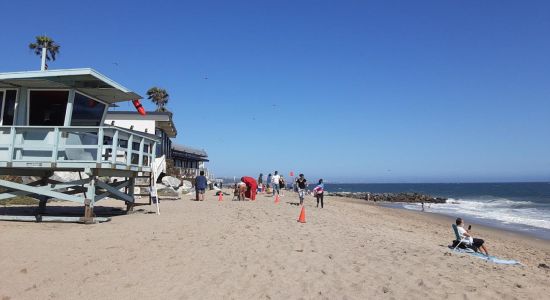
[1,0,549,183]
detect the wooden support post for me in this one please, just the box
[126,176,136,213]
[35,177,51,222]
[81,176,96,224]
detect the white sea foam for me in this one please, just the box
[404,197,550,230]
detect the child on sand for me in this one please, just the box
[266,173,272,193]
[257,173,263,190]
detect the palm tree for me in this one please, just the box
[29,35,60,70]
[146,87,170,112]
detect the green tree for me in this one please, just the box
[146,87,170,112]
[29,36,60,68]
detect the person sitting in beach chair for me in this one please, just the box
[452,218,489,256]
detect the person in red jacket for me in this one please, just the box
[241,176,258,200]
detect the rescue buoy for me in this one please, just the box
[132,100,146,116]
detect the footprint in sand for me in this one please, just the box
[24,284,37,292]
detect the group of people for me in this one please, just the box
[195,169,326,207]
[257,172,286,196]
[257,172,326,208]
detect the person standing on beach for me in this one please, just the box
[266,173,272,193]
[258,173,264,192]
[296,174,307,205]
[195,170,208,201]
[279,175,286,196]
[313,179,324,208]
[271,171,280,196]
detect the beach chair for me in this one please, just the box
[452,224,474,251]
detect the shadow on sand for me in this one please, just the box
[0,204,136,221]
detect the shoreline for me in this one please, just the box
[327,195,550,265]
[380,202,550,241]
[370,201,550,248]
[324,186,550,242]
[332,195,550,246]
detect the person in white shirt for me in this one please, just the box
[456,218,489,256]
[271,171,281,196]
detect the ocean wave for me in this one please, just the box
[405,197,550,230]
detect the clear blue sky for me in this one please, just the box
[2,0,549,183]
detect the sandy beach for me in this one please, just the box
[1,190,549,300]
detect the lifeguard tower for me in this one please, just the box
[0,68,160,223]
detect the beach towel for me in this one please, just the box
[450,248,521,265]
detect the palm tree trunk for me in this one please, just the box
[40,47,47,71]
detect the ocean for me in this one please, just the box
[324,182,550,240]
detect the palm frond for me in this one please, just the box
[29,35,60,61]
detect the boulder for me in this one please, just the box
[179,181,193,194]
[326,191,447,203]
[162,176,181,188]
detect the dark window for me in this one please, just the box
[71,93,106,126]
[118,139,128,148]
[2,90,17,125]
[29,91,68,126]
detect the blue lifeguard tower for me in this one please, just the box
[0,68,159,222]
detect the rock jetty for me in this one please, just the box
[326,192,446,203]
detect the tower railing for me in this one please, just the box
[0,125,158,172]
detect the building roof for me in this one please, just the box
[106,111,178,137]
[172,144,209,162]
[0,68,141,104]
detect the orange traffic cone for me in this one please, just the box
[297,206,306,223]
[218,192,223,201]
[275,194,280,204]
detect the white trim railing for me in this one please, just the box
[0,125,159,170]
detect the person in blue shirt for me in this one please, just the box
[195,171,208,201]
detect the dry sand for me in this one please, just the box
[1,190,549,299]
